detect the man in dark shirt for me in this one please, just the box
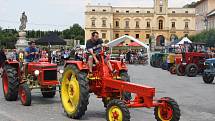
[86,32,114,74]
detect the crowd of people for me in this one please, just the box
[117,49,148,64]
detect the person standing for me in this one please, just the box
[0,48,7,75]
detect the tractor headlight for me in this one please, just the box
[59,69,64,74]
[211,63,214,66]
[34,70,40,76]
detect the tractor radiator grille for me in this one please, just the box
[44,70,57,80]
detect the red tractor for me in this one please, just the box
[175,43,208,77]
[2,58,60,106]
[61,47,181,121]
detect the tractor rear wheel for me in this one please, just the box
[19,83,31,106]
[186,64,198,77]
[176,64,186,76]
[61,65,89,119]
[106,99,130,121]
[154,97,180,121]
[2,65,19,101]
[41,86,56,98]
[203,74,214,84]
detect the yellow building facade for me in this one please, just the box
[85,0,196,46]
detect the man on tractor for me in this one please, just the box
[86,31,115,75]
[24,40,39,62]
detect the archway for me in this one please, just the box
[156,35,165,46]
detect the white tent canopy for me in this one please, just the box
[107,35,149,49]
[177,37,192,45]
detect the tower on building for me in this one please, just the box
[154,0,168,14]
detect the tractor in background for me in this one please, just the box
[150,53,167,68]
[61,47,181,121]
[175,43,208,77]
[2,57,60,106]
[202,58,215,84]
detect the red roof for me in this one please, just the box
[128,42,141,46]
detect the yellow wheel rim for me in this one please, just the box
[108,106,123,121]
[61,69,80,115]
[158,105,173,121]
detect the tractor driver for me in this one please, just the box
[24,40,39,62]
[86,32,115,75]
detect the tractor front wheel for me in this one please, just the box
[106,99,130,121]
[19,83,31,106]
[41,86,56,98]
[154,97,180,121]
[61,65,89,119]
[186,64,198,77]
[203,74,214,84]
[2,65,19,101]
[176,64,186,76]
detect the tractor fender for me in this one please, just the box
[110,60,128,71]
[65,60,89,71]
[4,60,20,71]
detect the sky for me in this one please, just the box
[0,0,198,31]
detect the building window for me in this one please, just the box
[115,21,119,27]
[147,11,150,13]
[125,34,129,36]
[92,20,95,27]
[136,21,140,28]
[172,22,175,28]
[146,34,150,39]
[102,20,106,27]
[172,11,175,13]
[116,10,119,13]
[160,6,163,13]
[136,34,140,39]
[115,34,119,38]
[126,10,129,13]
[147,21,150,28]
[103,9,106,12]
[159,20,163,30]
[92,9,95,12]
[102,33,106,39]
[185,34,188,37]
[185,11,188,13]
[136,11,140,13]
[185,22,189,28]
[125,21,129,28]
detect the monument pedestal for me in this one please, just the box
[15,31,28,51]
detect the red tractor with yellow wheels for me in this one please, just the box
[60,47,181,121]
[2,58,60,106]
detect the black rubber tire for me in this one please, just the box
[19,83,31,106]
[176,64,186,76]
[154,97,181,121]
[106,99,130,121]
[61,65,90,119]
[203,74,214,84]
[185,63,198,77]
[2,65,19,101]
[41,86,56,98]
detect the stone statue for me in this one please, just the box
[19,12,28,31]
